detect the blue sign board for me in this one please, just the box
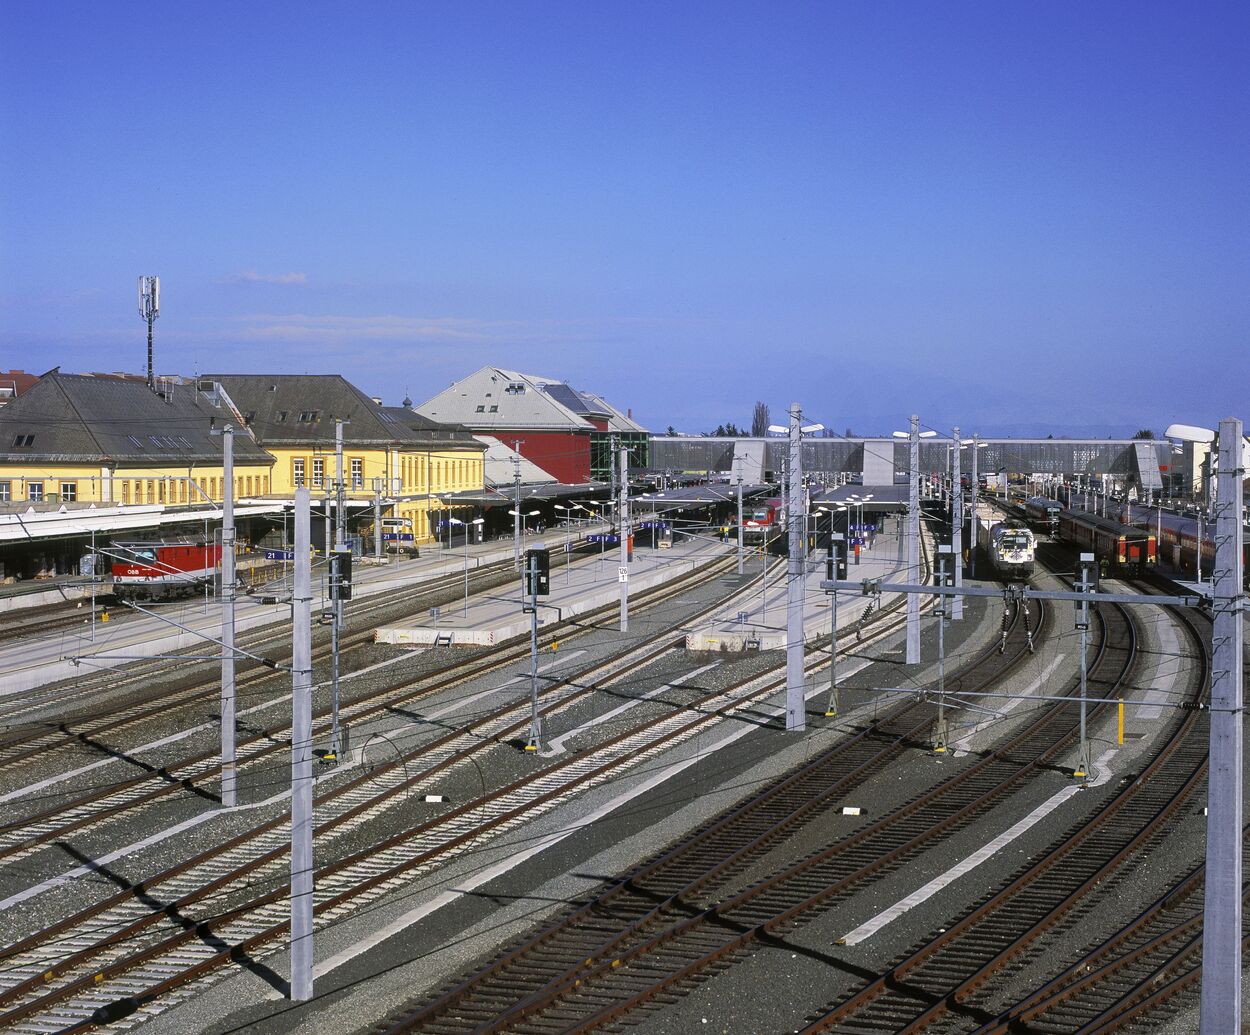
[587,533,620,545]
[382,532,415,542]
[638,521,670,531]
[850,523,877,533]
[265,549,295,561]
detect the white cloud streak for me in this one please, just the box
[226,270,308,285]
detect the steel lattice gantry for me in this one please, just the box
[650,436,1170,486]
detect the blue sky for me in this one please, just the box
[2,2,1247,436]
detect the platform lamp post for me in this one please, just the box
[553,505,575,584]
[769,407,823,733]
[450,517,485,617]
[893,417,937,664]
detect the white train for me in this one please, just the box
[977,515,1036,579]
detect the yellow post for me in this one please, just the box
[1117,700,1125,745]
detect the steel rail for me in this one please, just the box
[373,595,1050,1033]
[799,593,1208,1033]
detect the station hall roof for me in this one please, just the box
[0,372,273,466]
[202,374,480,451]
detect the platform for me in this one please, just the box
[374,536,730,647]
[0,523,614,695]
[685,527,915,652]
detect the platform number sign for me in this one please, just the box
[617,566,629,583]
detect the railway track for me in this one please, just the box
[0,550,558,764]
[0,532,937,1031]
[797,594,1209,1034]
[0,549,755,868]
[368,574,1153,1033]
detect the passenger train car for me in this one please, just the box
[977,518,1036,579]
[1119,509,1250,587]
[110,540,222,601]
[1056,510,1156,576]
[1022,496,1062,536]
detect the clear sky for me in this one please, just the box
[2,2,1247,437]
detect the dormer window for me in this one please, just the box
[276,411,288,422]
[11,434,33,448]
[504,382,526,394]
[298,410,320,422]
[475,405,486,412]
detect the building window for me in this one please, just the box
[27,481,43,502]
[351,458,363,489]
[60,482,77,502]
[0,480,9,502]
[489,405,498,412]
[312,457,325,488]
[11,434,33,448]
[293,458,305,487]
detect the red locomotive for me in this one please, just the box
[742,498,783,541]
[111,539,222,601]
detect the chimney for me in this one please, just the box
[627,408,632,418]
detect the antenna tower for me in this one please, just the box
[138,275,160,388]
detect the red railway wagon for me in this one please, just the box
[1056,510,1156,576]
[111,540,222,601]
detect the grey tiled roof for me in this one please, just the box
[0,374,273,466]
[378,407,484,451]
[204,374,407,446]
[416,367,595,431]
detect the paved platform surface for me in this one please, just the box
[685,527,914,651]
[375,535,730,647]
[0,525,611,695]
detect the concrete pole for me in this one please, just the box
[824,532,843,717]
[619,444,629,633]
[1075,553,1093,779]
[289,487,314,1001]
[951,427,964,620]
[785,403,805,732]
[512,448,522,571]
[219,427,237,808]
[526,552,542,751]
[907,414,921,664]
[933,546,950,753]
[1200,416,1245,1033]
[334,419,346,635]
[736,472,745,577]
[373,478,382,562]
[969,434,979,579]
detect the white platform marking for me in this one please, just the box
[839,748,1117,945]
[303,656,878,986]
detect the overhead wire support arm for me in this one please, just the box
[819,579,1203,609]
[68,598,285,670]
